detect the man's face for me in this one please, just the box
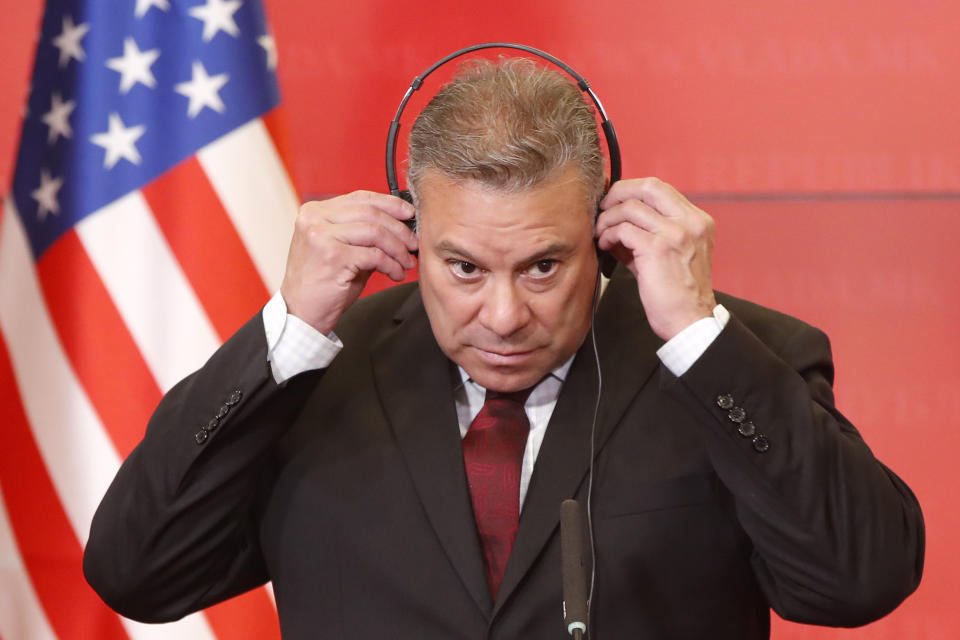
[416,167,599,392]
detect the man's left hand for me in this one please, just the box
[595,177,718,342]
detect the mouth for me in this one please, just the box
[471,346,538,366]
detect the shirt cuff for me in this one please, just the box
[656,304,730,377]
[262,291,343,384]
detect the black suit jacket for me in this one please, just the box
[84,267,924,639]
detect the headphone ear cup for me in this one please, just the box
[597,249,617,278]
[397,190,417,235]
[594,199,616,278]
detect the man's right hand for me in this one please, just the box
[279,191,418,334]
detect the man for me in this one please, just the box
[84,59,924,638]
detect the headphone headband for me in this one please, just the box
[385,42,621,198]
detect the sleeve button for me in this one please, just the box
[716,394,734,409]
[195,429,209,445]
[752,434,770,453]
[226,389,242,406]
[728,407,747,423]
[207,417,220,432]
[738,421,756,437]
[216,405,229,420]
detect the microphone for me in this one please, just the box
[561,499,589,639]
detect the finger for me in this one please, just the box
[341,190,416,222]
[595,198,685,243]
[332,221,417,271]
[595,220,655,254]
[323,202,419,253]
[297,198,418,253]
[601,177,689,218]
[595,222,657,276]
[347,245,409,282]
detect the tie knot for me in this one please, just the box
[468,386,534,433]
[486,386,534,406]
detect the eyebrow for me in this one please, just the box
[433,240,574,266]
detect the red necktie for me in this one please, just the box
[462,387,533,600]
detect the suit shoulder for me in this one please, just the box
[715,291,828,352]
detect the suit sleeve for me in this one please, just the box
[661,314,924,627]
[83,311,321,623]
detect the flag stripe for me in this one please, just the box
[75,191,221,393]
[5,2,297,634]
[0,485,57,640]
[2,201,221,640]
[261,107,299,195]
[36,232,162,459]
[143,156,271,342]
[0,200,121,546]
[0,337,130,640]
[197,118,298,294]
[28,169,281,640]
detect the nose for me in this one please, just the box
[478,277,531,339]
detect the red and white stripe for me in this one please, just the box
[0,111,297,639]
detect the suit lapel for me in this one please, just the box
[370,289,494,616]
[494,268,664,613]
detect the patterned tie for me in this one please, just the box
[462,387,534,600]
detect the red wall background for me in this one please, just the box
[2,1,957,637]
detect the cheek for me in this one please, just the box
[421,270,478,340]
[533,274,595,334]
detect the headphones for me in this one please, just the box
[385,42,621,277]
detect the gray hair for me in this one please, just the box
[406,57,605,212]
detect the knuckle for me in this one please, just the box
[371,246,391,267]
[693,214,714,240]
[361,202,387,223]
[704,214,716,233]
[651,231,671,250]
[687,218,706,238]
[365,221,386,241]
[622,198,645,218]
[294,214,311,233]
[297,201,320,219]
[640,176,662,191]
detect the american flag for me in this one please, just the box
[0,0,297,637]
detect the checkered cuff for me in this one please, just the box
[656,304,730,376]
[262,291,343,384]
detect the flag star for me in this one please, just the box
[41,92,76,144]
[90,113,147,169]
[188,0,242,42]
[31,170,64,221]
[175,61,229,118]
[51,15,90,68]
[135,0,170,18]
[258,34,277,70]
[106,37,160,94]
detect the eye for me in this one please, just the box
[449,260,482,281]
[526,259,558,279]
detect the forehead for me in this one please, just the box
[416,167,593,237]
